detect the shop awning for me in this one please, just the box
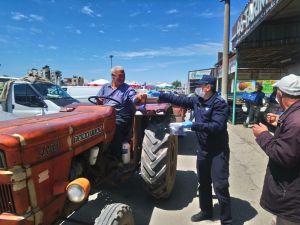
[232,0,300,68]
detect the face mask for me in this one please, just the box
[195,87,205,98]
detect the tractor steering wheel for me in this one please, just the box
[88,96,121,106]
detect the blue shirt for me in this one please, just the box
[97,83,137,118]
[159,92,229,152]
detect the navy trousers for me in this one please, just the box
[197,149,232,225]
[110,116,133,159]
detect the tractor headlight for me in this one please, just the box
[66,178,90,203]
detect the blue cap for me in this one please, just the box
[196,75,216,85]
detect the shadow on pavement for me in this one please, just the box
[213,196,258,225]
[62,170,198,225]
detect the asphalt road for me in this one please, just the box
[62,125,273,225]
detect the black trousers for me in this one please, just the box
[197,149,232,225]
[110,116,133,159]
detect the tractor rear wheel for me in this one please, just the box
[140,121,178,199]
[94,203,134,225]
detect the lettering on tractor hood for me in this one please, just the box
[72,127,103,144]
[39,142,59,159]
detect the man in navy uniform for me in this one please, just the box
[149,75,232,225]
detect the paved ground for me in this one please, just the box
[63,124,273,225]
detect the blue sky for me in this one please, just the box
[0,0,248,84]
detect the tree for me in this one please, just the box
[172,80,181,88]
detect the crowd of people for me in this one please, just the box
[97,66,300,225]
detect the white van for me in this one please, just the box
[62,86,101,102]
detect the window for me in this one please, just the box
[31,83,71,99]
[14,84,44,107]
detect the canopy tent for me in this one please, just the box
[145,84,156,90]
[156,83,173,89]
[128,81,142,89]
[88,78,109,86]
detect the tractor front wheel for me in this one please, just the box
[94,203,134,225]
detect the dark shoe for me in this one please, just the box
[243,122,248,128]
[191,211,212,222]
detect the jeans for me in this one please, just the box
[245,105,261,124]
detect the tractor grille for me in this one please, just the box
[0,151,6,169]
[0,184,16,213]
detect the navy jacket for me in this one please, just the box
[160,93,229,153]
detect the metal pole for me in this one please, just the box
[221,0,230,102]
[232,49,238,125]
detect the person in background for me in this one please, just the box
[252,74,300,225]
[269,87,278,104]
[243,83,265,127]
[97,66,146,161]
[148,75,232,225]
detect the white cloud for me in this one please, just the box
[166,9,178,14]
[147,10,152,14]
[11,12,44,22]
[89,23,96,28]
[98,30,104,34]
[129,11,140,17]
[129,59,193,73]
[48,45,57,50]
[29,14,44,22]
[166,23,178,28]
[37,44,57,50]
[30,27,42,34]
[81,6,94,16]
[112,42,222,58]
[96,14,102,17]
[11,12,27,20]
[160,23,179,32]
[65,24,82,34]
[0,38,8,43]
[6,25,25,32]
[197,10,224,18]
[130,38,140,42]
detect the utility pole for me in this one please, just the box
[109,55,114,68]
[221,0,230,102]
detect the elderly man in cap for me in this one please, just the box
[148,75,232,225]
[252,74,300,225]
[97,66,146,161]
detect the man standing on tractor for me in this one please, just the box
[97,66,146,161]
[148,75,232,225]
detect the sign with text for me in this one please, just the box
[188,69,212,80]
[232,0,282,48]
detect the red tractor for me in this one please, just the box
[0,96,185,225]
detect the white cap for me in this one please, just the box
[274,74,300,96]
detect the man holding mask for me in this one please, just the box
[148,75,232,225]
[252,74,300,225]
